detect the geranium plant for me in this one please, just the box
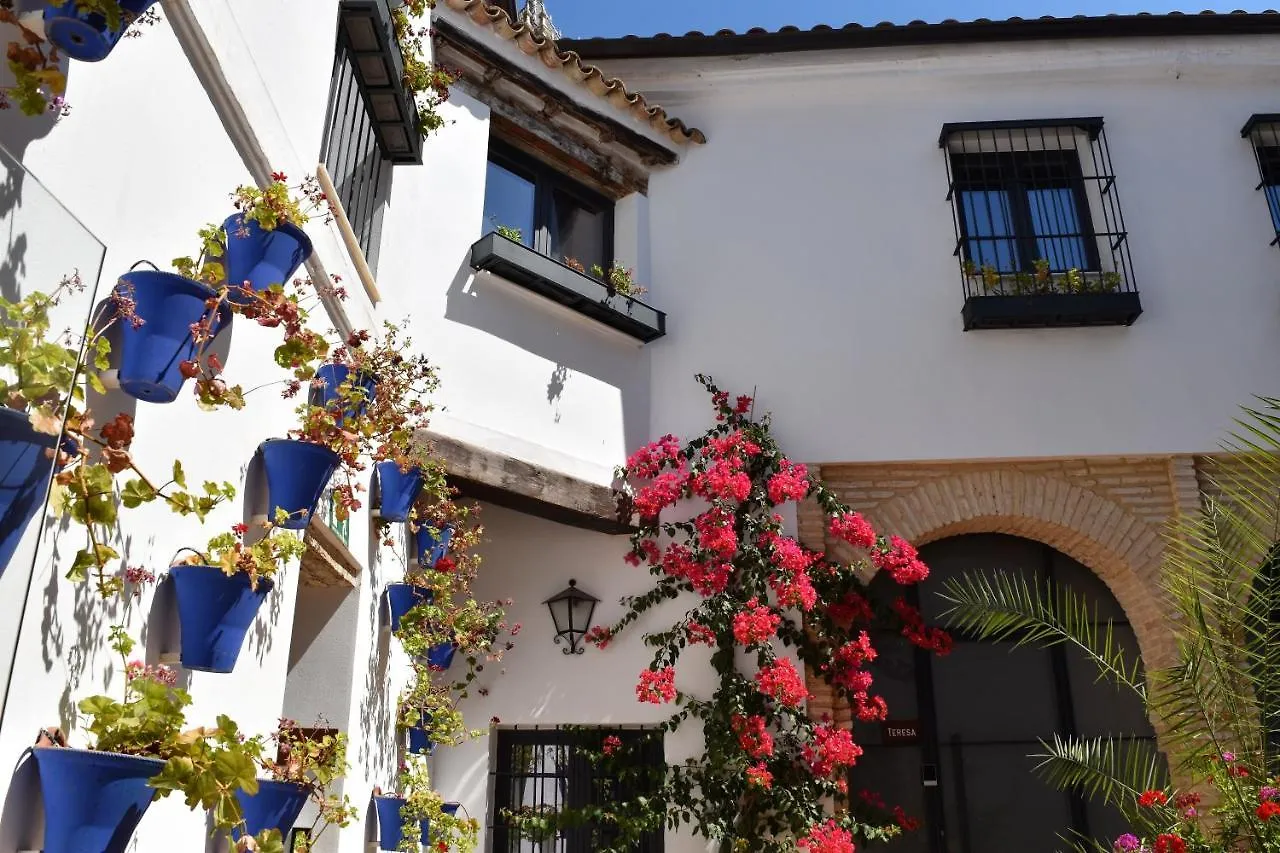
[173,522,306,588]
[261,718,357,852]
[565,375,951,852]
[71,627,285,853]
[381,758,478,853]
[390,1,459,138]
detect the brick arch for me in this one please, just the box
[846,471,1170,670]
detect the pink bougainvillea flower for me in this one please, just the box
[797,819,856,853]
[754,659,809,707]
[635,666,676,704]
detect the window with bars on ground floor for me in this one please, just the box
[491,726,665,853]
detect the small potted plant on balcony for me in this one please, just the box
[234,718,356,846]
[42,0,160,63]
[30,627,279,853]
[167,526,306,673]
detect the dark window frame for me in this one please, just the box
[491,726,664,853]
[485,140,616,272]
[1242,114,1280,247]
[321,17,391,273]
[950,149,1102,273]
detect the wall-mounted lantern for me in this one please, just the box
[543,579,598,656]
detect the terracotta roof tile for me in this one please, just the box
[561,10,1280,60]
[440,0,706,145]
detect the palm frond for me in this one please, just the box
[937,570,1146,699]
[1032,733,1167,817]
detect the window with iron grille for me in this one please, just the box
[940,119,1142,330]
[1242,114,1280,247]
[491,726,664,853]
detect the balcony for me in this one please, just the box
[960,268,1143,330]
[468,232,666,343]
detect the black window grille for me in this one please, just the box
[940,119,1141,329]
[482,141,615,275]
[1242,114,1280,247]
[491,726,664,853]
[321,1,409,274]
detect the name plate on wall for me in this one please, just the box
[881,719,921,745]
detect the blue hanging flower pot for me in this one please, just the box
[385,583,432,633]
[414,523,453,568]
[426,641,456,672]
[406,723,434,755]
[258,439,340,530]
[114,271,231,404]
[232,779,309,841]
[0,408,61,578]
[31,747,164,853]
[375,461,423,523]
[374,797,460,851]
[310,364,376,422]
[170,565,274,673]
[44,0,159,62]
[223,214,313,305]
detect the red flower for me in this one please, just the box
[853,692,888,721]
[872,536,930,584]
[770,567,818,611]
[734,394,753,414]
[270,171,288,182]
[602,735,622,756]
[731,713,774,759]
[694,507,738,558]
[797,819,855,853]
[584,626,613,649]
[686,621,717,645]
[745,762,772,789]
[1259,801,1280,821]
[829,512,878,550]
[433,555,456,573]
[633,468,688,518]
[635,667,676,704]
[1137,789,1168,808]
[827,592,875,626]
[767,459,811,505]
[692,458,752,503]
[732,598,781,646]
[893,806,921,832]
[626,434,682,479]
[1154,834,1186,853]
[754,659,809,707]
[803,724,863,777]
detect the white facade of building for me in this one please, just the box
[0,2,1277,852]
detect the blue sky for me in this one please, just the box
[545,2,1276,39]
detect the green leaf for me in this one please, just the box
[120,478,157,508]
[172,459,187,489]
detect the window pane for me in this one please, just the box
[959,190,1017,272]
[1266,184,1280,235]
[549,188,606,272]
[1027,188,1089,270]
[483,160,536,247]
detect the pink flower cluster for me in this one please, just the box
[754,658,810,707]
[603,735,622,756]
[731,713,774,759]
[829,512,877,550]
[125,659,177,687]
[872,536,930,585]
[803,724,863,777]
[585,625,614,649]
[770,568,817,611]
[633,468,688,519]
[626,434,682,478]
[767,459,811,505]
[636,666,676,704]
[692,457,751,503]
[732,598,781,646]
[661,543,733,596]
[797,819,856,853]
[694,508,738,558]
[686,621,717,645]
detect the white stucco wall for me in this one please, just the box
[597,35,1280,463]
